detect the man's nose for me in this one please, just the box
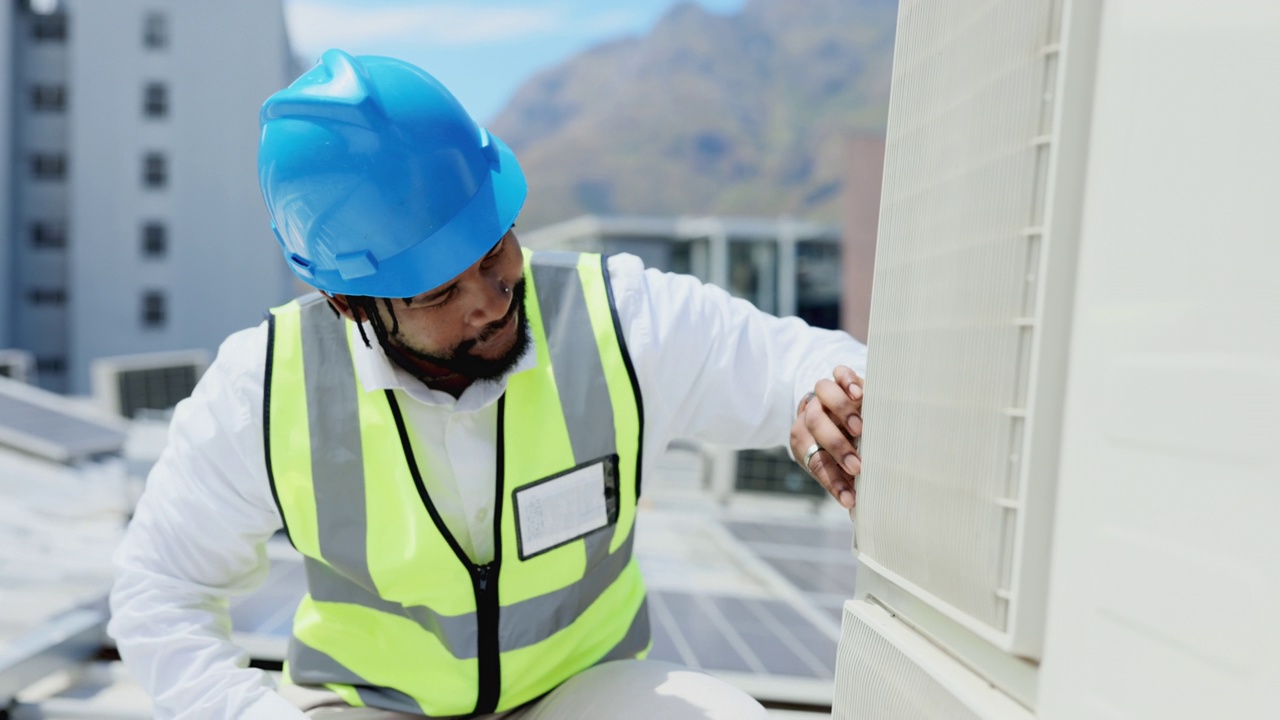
[467,271,513,326]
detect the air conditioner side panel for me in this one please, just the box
[1037,1,1280,718]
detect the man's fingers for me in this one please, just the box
[790,419,857,509]
[834,366,864,404]
[814,378,862,438]
[806,450,857,509]
[791,365,866,511]
[804,398,861,476]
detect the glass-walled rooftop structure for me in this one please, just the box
[523,215,843,331]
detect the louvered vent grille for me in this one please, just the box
[833,601,1032,720]
[857,0,1065,644]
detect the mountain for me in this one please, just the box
[488,0,898,230]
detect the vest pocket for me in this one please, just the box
[512,454,619,561]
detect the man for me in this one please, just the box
[109,50,866,719]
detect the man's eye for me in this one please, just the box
[424,287,456,307]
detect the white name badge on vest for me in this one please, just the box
[514,454,620,560]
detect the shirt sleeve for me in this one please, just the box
[606,253,868,452]
[107,322,307,720]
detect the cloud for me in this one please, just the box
[284,1,565,50]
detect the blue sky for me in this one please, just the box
[282,0,749,124]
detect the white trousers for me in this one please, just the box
[281,660,767,719]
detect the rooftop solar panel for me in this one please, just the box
[648,590,841,679]
[0,389,126,464]
[722,518,858,629]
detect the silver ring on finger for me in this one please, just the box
[797,391,817,416]
[802,442,822,473]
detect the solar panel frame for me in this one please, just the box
[0,379,127,464]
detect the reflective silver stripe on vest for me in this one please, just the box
[298,294,374,590]
[289,639,432,716]
[293,294,482,661]
[499,528,634,650]
[530,251,617,464]
[304,556,478,658]
[601,596,651,662]
[302,532,638,661]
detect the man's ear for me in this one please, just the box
[324,292,357,322]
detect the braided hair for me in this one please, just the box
[343,296,401,349]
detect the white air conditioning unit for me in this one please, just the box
[90,350,209,419]
[0,349,36,384]
[838,0,1280,718]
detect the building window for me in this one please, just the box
[27,287,67,305]
[142,290,166,328]
[796,241,842,329]
[143,11,167,49]
[31,13,67,42]
[31,221,67,249]
[30,153,67,181]
[728,239,779,315]
[30,84,67,112]
[143,152,167,188]
[36,356,67,374]
[142,221,167,257]
[143,82,168,118]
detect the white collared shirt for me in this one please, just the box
[108,253,866,720]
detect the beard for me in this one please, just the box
[388,279,531,382]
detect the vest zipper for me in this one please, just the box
[472,395,506,716]
[385,389,507,716]
[472,560,501,715]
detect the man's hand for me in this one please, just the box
[790,366,863,509]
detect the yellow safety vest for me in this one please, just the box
[264,250,648,717]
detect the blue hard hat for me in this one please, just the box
[258,49,527,298]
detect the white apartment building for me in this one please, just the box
[1,0,299,393]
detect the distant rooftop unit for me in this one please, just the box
[0,350,36,384]
[90,350,209,420]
